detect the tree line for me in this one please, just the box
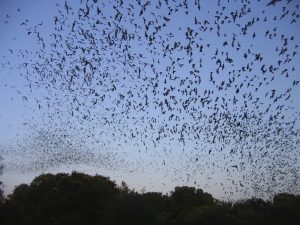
[0,172,299,225]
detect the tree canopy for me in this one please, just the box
[0,172,299,225]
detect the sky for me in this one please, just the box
[0,0,300,201]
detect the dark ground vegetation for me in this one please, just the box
[0,172,299,225]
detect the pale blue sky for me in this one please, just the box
[0,0,299,200]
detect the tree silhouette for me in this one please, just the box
[0,172,299,225]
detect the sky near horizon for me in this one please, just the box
[0,0,300,200]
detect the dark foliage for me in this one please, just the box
[0,172,299,225]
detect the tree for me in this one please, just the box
[0,156,4,203]
[104,192,158,225]
[4,172,120,225]
[0,157,4,225]
[1,172,300,225]
[269,193,300,225]
[171,186,215,209]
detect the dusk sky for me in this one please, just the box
[0,0,299,200]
